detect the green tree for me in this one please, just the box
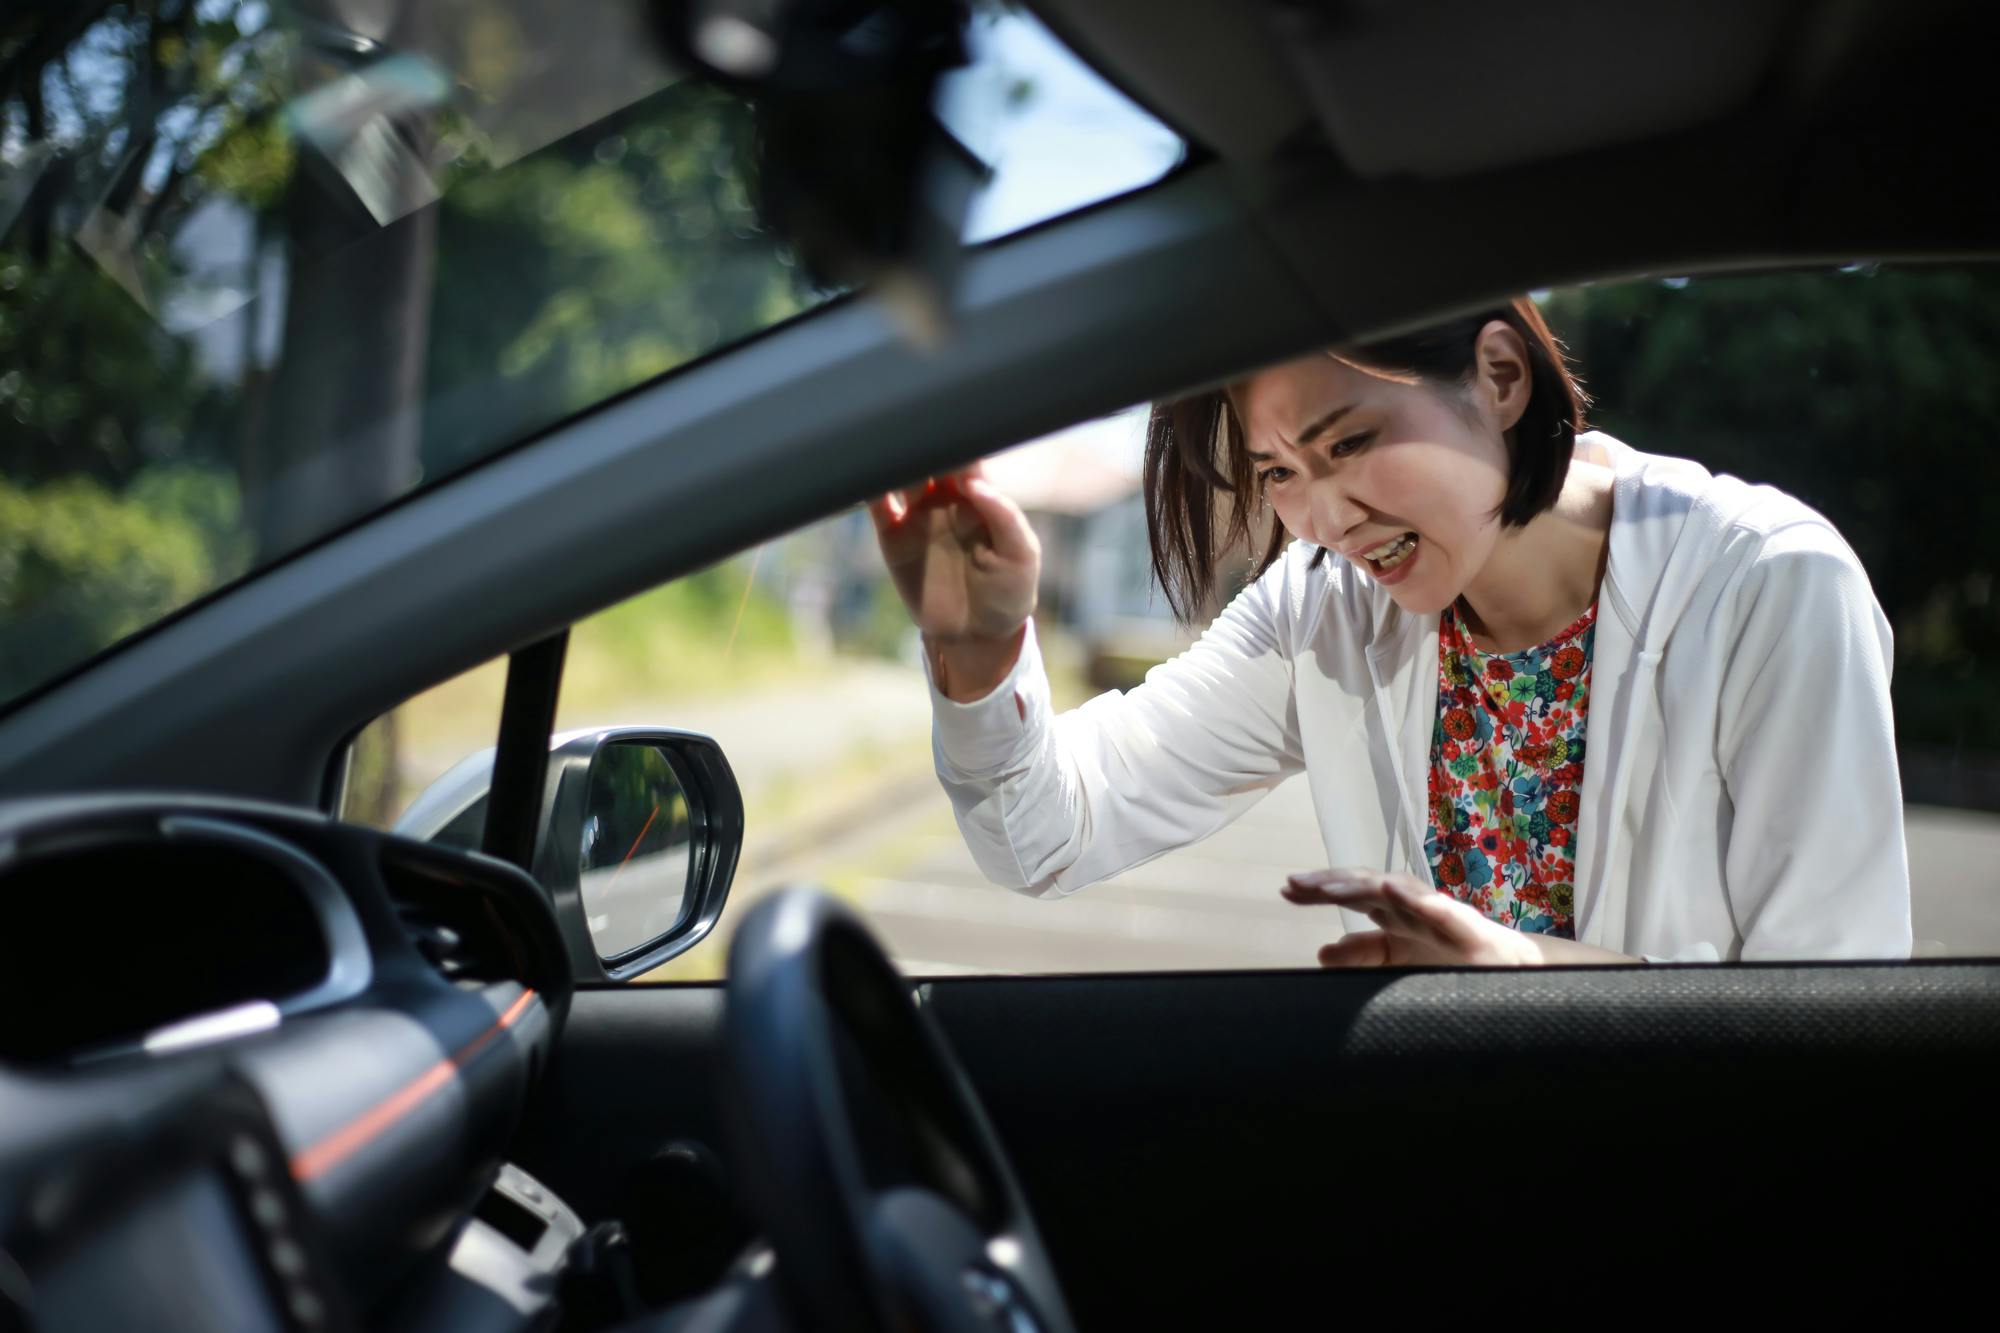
[1544,267,2000,749]
[0,466,233,696]
[2,0,821,714]
[420,78,820,480]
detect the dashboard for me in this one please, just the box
[0,794,576,1331]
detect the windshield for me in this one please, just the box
[0,0,1182,710]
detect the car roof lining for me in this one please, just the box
[1034,0,1971,181]
[1027,0,1313,162]
[1270,0,1796,180]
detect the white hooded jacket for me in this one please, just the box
[927,433,1913,962]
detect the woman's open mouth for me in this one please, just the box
[1363,531,1420,581]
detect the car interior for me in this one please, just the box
[3,1,1998,1329]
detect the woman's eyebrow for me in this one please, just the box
[1246,403,1357,460]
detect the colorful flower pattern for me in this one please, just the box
[1424,599,1595,938]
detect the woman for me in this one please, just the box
[869,299,1911,965]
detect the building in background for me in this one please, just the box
[984,411,1206,690]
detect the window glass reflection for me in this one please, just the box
[581,742,693,958]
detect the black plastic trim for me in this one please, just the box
[485,632,570,874]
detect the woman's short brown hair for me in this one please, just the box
[1141,297,1589,621]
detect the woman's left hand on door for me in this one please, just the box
[1282,868,1543,967]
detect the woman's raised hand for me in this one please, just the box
[867,464,1041,645]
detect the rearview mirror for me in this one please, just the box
[647,0,977,345]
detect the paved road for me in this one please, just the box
[1904,805,2000,955]
[801,776,1339,973]
[581,851,693,957]
[754,777,2000,974]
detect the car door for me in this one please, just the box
[522,962,1997,1325]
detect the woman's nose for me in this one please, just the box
[1309,478,1369,545]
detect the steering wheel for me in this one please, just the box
[723,888,1076,1333]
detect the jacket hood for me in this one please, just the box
[1585,431,1768,653]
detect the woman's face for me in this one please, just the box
[1234,337,1523,616]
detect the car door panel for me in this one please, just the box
[523,962,1998,1325]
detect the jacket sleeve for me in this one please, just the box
[1714,522,1913,959]
[928,555,1308,897]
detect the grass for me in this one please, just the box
[557,568,801,718]
[349,556,804,822]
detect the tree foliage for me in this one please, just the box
[0,465,241,695]
[1545,267,2000,748]
[1,0,817,705]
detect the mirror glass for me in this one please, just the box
[579,741,696,959]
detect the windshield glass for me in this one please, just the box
[0,0,1183,710]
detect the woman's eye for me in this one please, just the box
[1330,431,1376,459]
[1258,467,1293,487]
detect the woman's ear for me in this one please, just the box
[1473,320,1531,432]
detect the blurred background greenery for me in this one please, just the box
[1543,269,2000,801]
[2,0,820,704]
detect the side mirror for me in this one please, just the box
[391,726,742,980]
[541,728,743,980]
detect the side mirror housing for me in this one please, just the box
[540,727,743,980]
[392,726,742,981]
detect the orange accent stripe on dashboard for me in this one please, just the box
[289,988,539,1183]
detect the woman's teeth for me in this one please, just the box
[1368,532,1418,571]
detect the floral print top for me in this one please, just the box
[1424,598,1595,938]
